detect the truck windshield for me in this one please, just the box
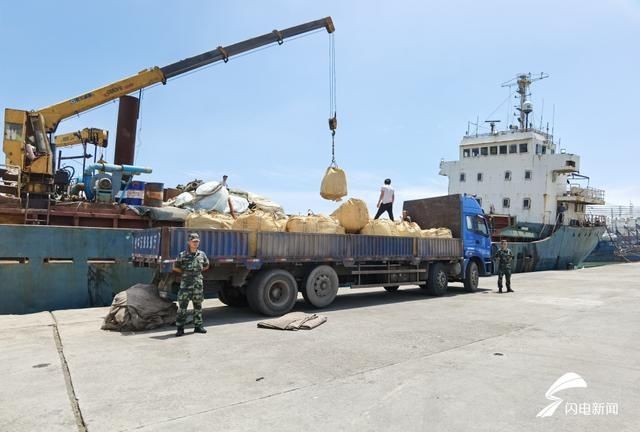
[466,215,489,237]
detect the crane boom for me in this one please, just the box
[37,17,334,133]
[3,16,334,191]
[54,128,109,148]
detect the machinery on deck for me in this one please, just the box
[2,17,335,201]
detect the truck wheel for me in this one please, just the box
[464,261,480,292]
[302,265,339,308]
[247,269,298,316]
[218,286,248,307]
[426,263,448,296]
[384,285,399,292]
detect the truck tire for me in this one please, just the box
[218,286,248,307]
[426,263,448,296]
[302,265,339,308]
[384,285,399,292]
[464,261,480,292]
[247,269,298,316]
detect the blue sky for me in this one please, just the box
[1,0,638,215]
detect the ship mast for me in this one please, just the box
[502,72,549,130]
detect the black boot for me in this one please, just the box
[498,286,503,293]
[175,327,185,337]
[194,326,207,334]
[507,288,514,293]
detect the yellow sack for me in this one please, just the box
[185,211,234,230]
[421,227,453,238]
[232,210,285,256]
[331,198,370,233]
[435,228,453,238]
[286,215,344,234]
[421,228,437,238]
[360,219,400,236]
[396,221,422,237]
[320,166,348,201]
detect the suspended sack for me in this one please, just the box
[232,210,285,256]
[360,219,400,236]
[185,211,234,230]
[331,198,369,233]
[286,215,344,234]
[320,166,348,201]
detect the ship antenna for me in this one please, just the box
[539,98,545,130]
[501,72,549,130]
[551,104,556,140]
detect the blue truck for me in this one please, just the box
[132,194,493,316]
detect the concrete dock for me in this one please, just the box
[1,263,639,432]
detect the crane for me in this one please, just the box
[54,128,109,149]
[3,17,335,196]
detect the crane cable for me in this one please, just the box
[328,33,338,166]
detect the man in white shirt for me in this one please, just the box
[374,178,395,221]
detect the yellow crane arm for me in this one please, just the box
[39,68,165,133]
[54,128,109,148]
[3,16,334,180]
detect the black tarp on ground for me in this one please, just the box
[102,284,177,331]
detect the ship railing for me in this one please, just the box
[566,185,605,202]
[0,164,21,200]
[463,127,554,141]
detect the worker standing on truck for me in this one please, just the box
[173,233,210,336]
[494,240,514,293]
[374,178,395,221]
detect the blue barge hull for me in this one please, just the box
[0,225,154,314]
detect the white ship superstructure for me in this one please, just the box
[439,73,604,228]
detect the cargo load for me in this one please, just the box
[185,211,234,230]
[320,166,348,201]
[232,210,286,255]
[286,215,345,234]
[360,219,399,236]
[396,221,422,237]
[421,228,453,238]
[331,198,369,233]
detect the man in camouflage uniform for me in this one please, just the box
[494,240,514,293]
[173,232,210,336]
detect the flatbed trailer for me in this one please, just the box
[133,195,493,316]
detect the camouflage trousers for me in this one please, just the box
[176,279,204,328]
[497,267,511,290]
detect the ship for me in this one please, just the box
[438,73,606,273]
[584,205,640,264]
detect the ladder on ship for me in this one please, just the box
[24,192,51,225]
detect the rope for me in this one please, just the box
[328,33,337,166]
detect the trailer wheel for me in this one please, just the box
[302,265,339,308]
[426,263,448,296]
[384,285,399,292]
[218,285,248,307]
[464,261,480,292]
[247,269,298,316]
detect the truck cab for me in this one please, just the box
[404,193,493,291]
[460,195,493,276]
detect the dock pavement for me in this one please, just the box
[1,263,639,432]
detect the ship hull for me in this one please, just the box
[493,225,605,273]
[584,240,640,263]
[0,225,154,314]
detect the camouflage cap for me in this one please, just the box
[188,233,200,241]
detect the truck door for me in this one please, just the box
[463,213,493,274]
